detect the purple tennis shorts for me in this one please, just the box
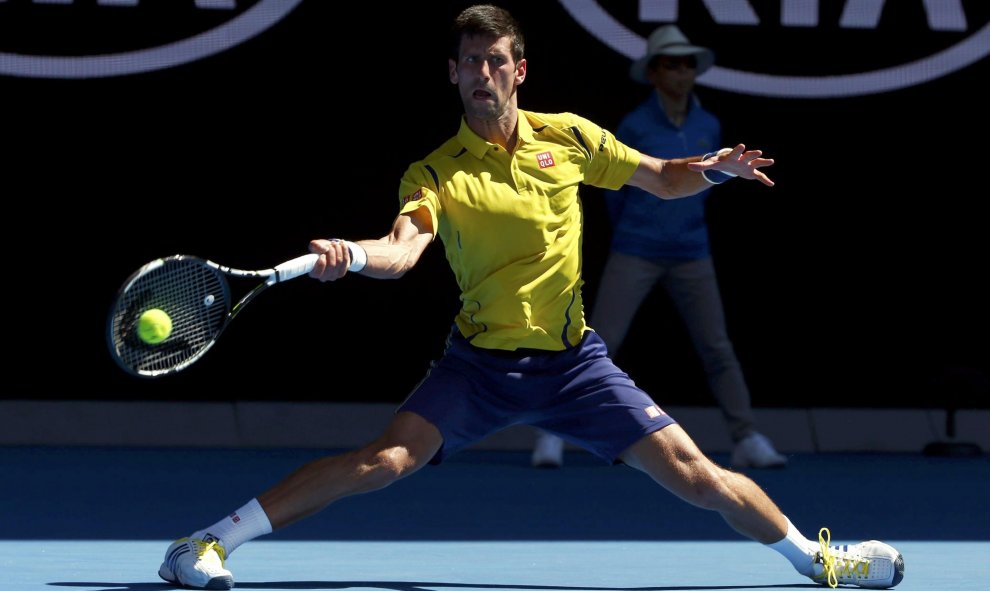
[398,328,676,464]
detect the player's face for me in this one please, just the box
[449,34,526,122]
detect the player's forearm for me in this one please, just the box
[629,154,711,200]
[352,238,422,279]
[352,211,433,279]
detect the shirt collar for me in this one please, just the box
[456,110,534,158]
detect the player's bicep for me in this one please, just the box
[389,208,434,258]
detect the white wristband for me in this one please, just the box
[342,240,367,273]
[701,147,737,184]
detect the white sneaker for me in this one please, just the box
[731,432,787,468]
[531,432,565,468]
[811,529,905,588]
[159,537,234,590]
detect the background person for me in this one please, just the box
[532,25,786,470]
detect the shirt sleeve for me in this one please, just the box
[397,163,440,236]
[568,113,641,190]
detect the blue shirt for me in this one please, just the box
[606,91,721,259]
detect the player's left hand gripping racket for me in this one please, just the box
[107,253,318,378]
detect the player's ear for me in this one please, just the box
[449,58,458,84]
[515,57,527,85]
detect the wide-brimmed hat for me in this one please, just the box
[629,24,715,83]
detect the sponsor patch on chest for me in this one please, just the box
[536,151,556,169]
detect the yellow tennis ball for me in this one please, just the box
[137,308,173,345]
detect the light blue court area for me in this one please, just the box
[2,540,987,591]
[2,447,988,590]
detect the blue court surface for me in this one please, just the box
[2,446,988,590]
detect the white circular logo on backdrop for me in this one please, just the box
[559,0,990,98]
[0,0,304,79]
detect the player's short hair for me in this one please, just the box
[450,4,525,63]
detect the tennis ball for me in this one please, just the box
[137,308,173,345]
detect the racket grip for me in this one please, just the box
[275,253,319,281]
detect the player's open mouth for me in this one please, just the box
[473,89,493,99]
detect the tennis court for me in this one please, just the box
[2,446,987,590]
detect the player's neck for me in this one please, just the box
[465,109,519,153]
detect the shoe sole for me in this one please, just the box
[160,570,234,590]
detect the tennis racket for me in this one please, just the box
[107,253,318,378]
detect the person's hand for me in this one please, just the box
[689,144,775,187]
[308,238,353,282]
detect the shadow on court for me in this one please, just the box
[48,581,825,590]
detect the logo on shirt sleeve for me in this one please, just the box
[536,151,556,169]
[644,405,666,419]
[401,189,424,205]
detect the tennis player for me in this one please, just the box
[159,5,903,589]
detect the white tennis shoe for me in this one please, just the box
[159,537,234,590]
[811,529,905,588]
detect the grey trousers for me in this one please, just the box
[589,251,757,442]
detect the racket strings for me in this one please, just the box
[109,258,230,376]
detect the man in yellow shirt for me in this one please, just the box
[396,108,637,353]
[159,5,903,590]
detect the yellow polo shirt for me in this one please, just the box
[398,110,641,351]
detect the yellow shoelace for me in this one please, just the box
[192,538,227,565]
[818,528,838,588]
[817,528,869,588]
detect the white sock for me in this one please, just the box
[191,498,273,555]
[766,516,819,576]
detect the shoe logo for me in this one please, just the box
[536,151,556,169]
[558,0,989,98]
[0,0,303,79]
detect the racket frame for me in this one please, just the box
[107,253,317,378]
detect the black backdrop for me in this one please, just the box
[6,1,988,408]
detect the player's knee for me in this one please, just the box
[359,445,422,490]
